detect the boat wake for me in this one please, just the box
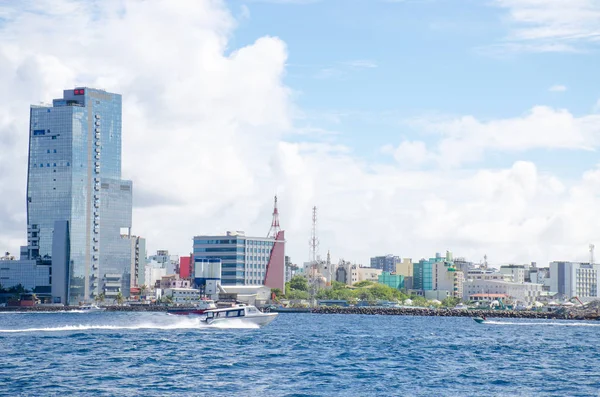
[484,320,600,327]
[0,317,260,333]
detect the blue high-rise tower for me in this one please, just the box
[27,88,133,304]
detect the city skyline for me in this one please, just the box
[2,1,600,267]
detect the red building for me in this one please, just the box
[179,255,192,279]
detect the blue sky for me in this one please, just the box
[2,0,600,265]
[229,0,600,175]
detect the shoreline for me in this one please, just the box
[2,305,599,320]
[311,306,600,320]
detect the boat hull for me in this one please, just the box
[167,309,209,315]
[206,313,278,328]
[473,317,486,324]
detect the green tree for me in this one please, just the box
[410,296,427,307]
[139,285,148,298]
[115,292,125,305]
[331,281,347,290]
[95,293,105,304]
[354,289,373,302]
[441,297,461,307]
[286,289,310,300]
[353,280,374,288]
[289,275,309,292]
[271,288,283,297]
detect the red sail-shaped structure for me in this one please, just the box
[263,230,285,292]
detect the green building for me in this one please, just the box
[378,272,404,290]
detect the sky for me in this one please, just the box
[1,0,600,267]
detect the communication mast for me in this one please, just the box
[309,206,320,265]
[590,244,595,264]
[267,195,281,238]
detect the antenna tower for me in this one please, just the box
[309,206,320,265]
[590,244,595,264]
[267,195,281,238]
[483,254,488,270]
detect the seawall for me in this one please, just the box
[311,306,600,320]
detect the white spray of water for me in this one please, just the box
[0,316,260,333]
[484,320,600,327]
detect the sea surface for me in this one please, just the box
[0,312,599,397]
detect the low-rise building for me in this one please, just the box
[159,275,191,290]
[463,279,543,304]
[378,272,404,290]
[500,265,526,283]
[356,267,383,284]
[164,288,201,304]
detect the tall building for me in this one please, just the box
[192,230,285,291]
[413,252,464,299]
[549,261,600,301]
[370,255,401,273]
[129,236,146,288]
[27,87,133,304]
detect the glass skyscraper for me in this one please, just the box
[27,88,133,304]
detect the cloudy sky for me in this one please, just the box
[1,0,600,267]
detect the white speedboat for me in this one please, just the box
[203,304,278,327]
[79,304,105,312]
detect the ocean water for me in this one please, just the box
[0,312,599,397]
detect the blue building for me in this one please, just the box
[27,88,133,304]
[192,231,280,286]
[370,255,401,274]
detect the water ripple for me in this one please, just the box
[1,313,599,396]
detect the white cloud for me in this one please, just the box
[494,0,600,52]
[548,84,567,92]
[2,0,600,269]
[391,106,600,168]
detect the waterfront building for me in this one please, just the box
[148,250,179,275]
[549,261,600,302]
[192,230,285,291]
[144,263,167,291]
[0,256,51,294]
[335,261,358,286]
[356,267,383,284]
[26,88,136,304]
[159,275,191,290]
[463,279,543,304]
[179,255,192,279]
[370,255,401,274]
[395,258,413,278]
[129,236,146,288]
[413,252,463,299]
[378,272,404,290]
[499,265,526,283]
[163,287,201,304]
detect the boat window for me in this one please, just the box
[238,310,244,316]
[226,310,239,317]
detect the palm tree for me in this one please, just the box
[95,293,105,305]
[139,285,147,299]
[115,292,124,306]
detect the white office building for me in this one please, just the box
[549,261,600,302]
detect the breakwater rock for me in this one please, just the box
[311,306,600,320]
